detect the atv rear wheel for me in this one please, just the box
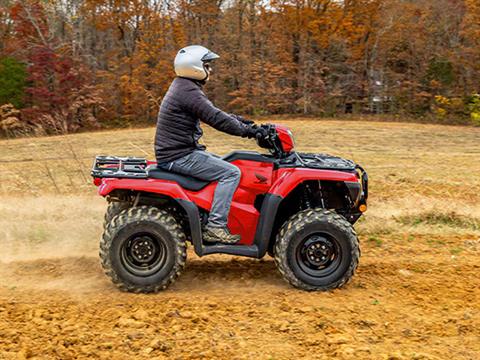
[100,206,187,293]
[274,209,359,291]
[104,201,131,229]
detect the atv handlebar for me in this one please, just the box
[255,124,285,157]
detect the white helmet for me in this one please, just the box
[174,45,219,81]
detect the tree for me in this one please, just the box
[0,57,27,108]
[1,0,479,136]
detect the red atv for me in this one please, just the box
[92,124,368,292]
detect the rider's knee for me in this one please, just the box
[226,165,241,181]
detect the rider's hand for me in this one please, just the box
[232,114,255,125]
[255,126,268,139]
[246,125,268,139]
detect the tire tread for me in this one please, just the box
[100,205,187,293]
[273,208,360,291]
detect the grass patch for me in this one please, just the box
[27,226,49,245]
[450,247,464,255]
[410,266,427,274]
[426,238,446,248]
[396,211,480,231]
[357,218,395,237]
[367,235,383,247]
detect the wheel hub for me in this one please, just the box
[301,236,337,268]
[120,231,168,277]
[130,236,156,263]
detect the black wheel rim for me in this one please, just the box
[295,234,342,278]
[120,232,167,277]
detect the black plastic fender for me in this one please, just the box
[253,194,283,257]
[175,194,283,258]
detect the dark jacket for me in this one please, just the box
[154,77,249,163]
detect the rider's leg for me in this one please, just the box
[164,150,241,243]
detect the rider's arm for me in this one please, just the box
[186,89,250,137]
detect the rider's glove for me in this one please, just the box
[231,114,255,125]
[246,125,268,139]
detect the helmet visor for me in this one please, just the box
[201,51,220,62]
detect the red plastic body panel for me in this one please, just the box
[269,168,358,198]
[99,178,190,200]
[275,125,295,153]
[96,159,358,246]
[185,159,274,245]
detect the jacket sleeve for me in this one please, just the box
[184,88,249,137]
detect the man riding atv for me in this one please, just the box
[155,45,266,245]
[91,45,368,293]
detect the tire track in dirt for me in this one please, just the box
[1,250,477,293]
[0,243,479,359]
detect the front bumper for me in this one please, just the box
[356,165,368,204]
[345,165,368,208]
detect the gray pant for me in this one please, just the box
[160,151,241,228]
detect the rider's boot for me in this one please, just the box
[203,226,240,244]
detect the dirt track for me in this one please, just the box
[1,120,480,359]
[1,236,479,359]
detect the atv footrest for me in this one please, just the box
[201,244,259,258]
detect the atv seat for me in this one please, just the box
[147,167,210,191]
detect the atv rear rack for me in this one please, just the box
[91,156,149,179]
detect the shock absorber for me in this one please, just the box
[318,180,326,208]
[303,184,312,209]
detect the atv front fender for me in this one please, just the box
[269,168,359,198]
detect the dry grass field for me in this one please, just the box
[0,119,479,359]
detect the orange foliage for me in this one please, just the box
[0,0,480,134]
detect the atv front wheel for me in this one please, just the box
[274,209,359,291]
[100,206,187,293]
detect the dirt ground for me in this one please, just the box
[0,120,479,359]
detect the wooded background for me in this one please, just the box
[0,0,479,136]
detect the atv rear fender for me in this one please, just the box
[98,178,191,200]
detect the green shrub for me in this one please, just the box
[426,59,454,86]
[467,94,480,126]
[0,57,27,109]
[433,94,480,125]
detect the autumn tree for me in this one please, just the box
[1,0,480,137]
[4,1,102,134]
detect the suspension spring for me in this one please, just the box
[303,184,312,209]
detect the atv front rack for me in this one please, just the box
[290,153,357,171]
[91,156,149,179]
